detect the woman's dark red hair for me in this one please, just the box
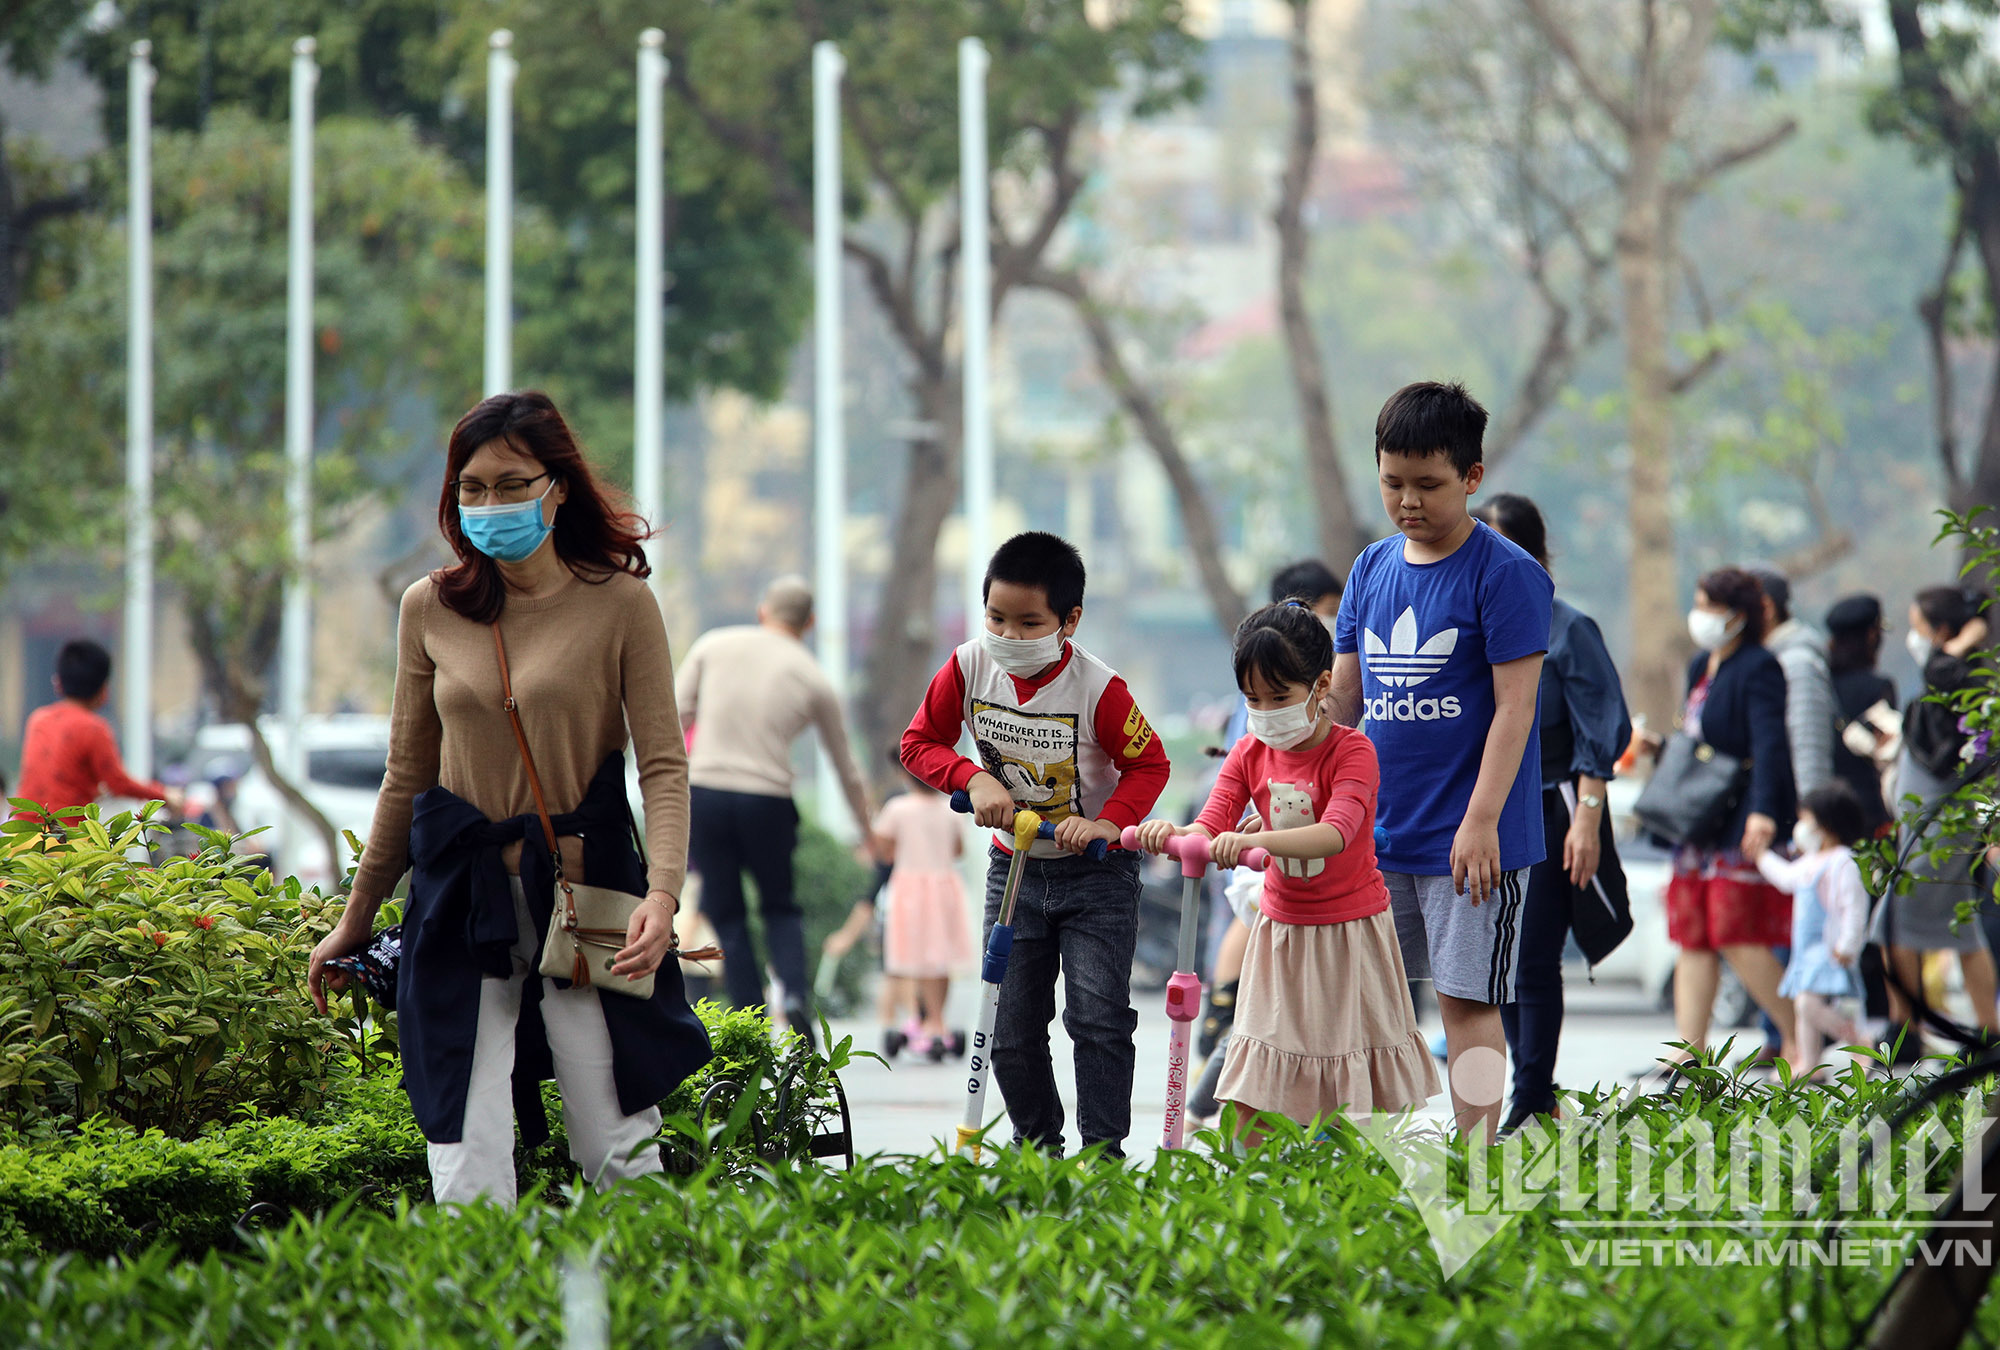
[1696,566,1768,645]
[433,391,651,623]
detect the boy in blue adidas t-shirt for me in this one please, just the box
[1331,380,1554,1143]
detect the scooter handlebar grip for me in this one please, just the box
[951,789,973,815]
[1240,847,1271,872]
[1120,825,1144,852]
[981,922,1014,984]
[1374,825,1390,853]
[1032,820,1107,860]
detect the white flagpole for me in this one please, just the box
[959,37,992,637]
[634,29,668,613]
[123,40,155,780]
[484,30,516,397]
[280,37,317,787]
[812,40,848,836]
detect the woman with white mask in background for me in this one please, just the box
[1871,584,1998,1053]
[1656,567,1801,1077]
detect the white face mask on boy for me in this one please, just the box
[980,626,1068,677]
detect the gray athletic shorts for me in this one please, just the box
[1383,869,1530,1005]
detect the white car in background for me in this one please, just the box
[176,715,391,891]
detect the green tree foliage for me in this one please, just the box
[0,110,484,718]
[1729,0,2000,529]
[622,0,1202,751]
[72,0,810,463]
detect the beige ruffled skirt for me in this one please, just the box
[1216,907,1440,1123]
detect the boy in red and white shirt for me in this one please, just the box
[901,531,1169,1157]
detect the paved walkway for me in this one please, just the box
[827,972,1690,1163]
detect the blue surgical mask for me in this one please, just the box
[459,483,556,563]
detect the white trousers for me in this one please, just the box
[427,877,664,1206]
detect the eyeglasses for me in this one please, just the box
[451,472,550,506]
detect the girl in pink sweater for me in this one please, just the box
[1136,601,1438,1136]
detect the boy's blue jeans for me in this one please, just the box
[982,845,1142,1158]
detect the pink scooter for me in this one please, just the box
[1120,827,1269,1150]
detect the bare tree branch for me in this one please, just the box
[1520,0,1637,132]
[1775,467,1854,581]
[993,114,1086,311]
[1669,117,1799,203]
[1026,262,1247,631]
[1667,253,1725,395]
[1919,204,1970,495]
[1274,0,1365,569]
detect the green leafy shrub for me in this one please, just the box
[1858,509,2000,930]
[5,1065,1996,1349]
[0,1007,858,1257]
[0,808,351,1136]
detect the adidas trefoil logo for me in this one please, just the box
[1363,607,1458,688]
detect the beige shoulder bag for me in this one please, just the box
[492,624,709,999]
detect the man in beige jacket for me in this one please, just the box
[678,576,873,1046]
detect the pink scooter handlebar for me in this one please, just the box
[1118,827,1269,877]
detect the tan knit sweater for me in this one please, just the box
[353,570,690,900]
[676,624,868,814]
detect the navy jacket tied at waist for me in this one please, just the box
[398,751,712,1146]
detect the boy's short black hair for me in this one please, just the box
[983,531,1086,617]
[56,639,113,701]
[1374,380,1488,478]
[1800,781,1868,849]
[1269,559,1342,606]
[1232,601,1333,693]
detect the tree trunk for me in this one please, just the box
[184,600,347,886]
[1275,0,1366,574]
[1954,150,2000,575]
[1618,131,1683,730]
[854,371,964,764]
[1867,1111,2000,1349]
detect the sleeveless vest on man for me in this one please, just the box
[956,638,1121,859]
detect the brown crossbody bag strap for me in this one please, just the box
[494,624,583,955]
[492,624,716,972]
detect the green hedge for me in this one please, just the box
[0,1076,427,1258]
[7,1087,1998,1349]
[0,999,853,1260]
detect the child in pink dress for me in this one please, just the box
[874,769,976,1060]
[1137,601,1439,1137]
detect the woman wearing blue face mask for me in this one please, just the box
[306,390,711,1206]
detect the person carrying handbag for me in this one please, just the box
[307,391,712,1206]
[1652,566,1801,1074]
[1474,496,1633,1134]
